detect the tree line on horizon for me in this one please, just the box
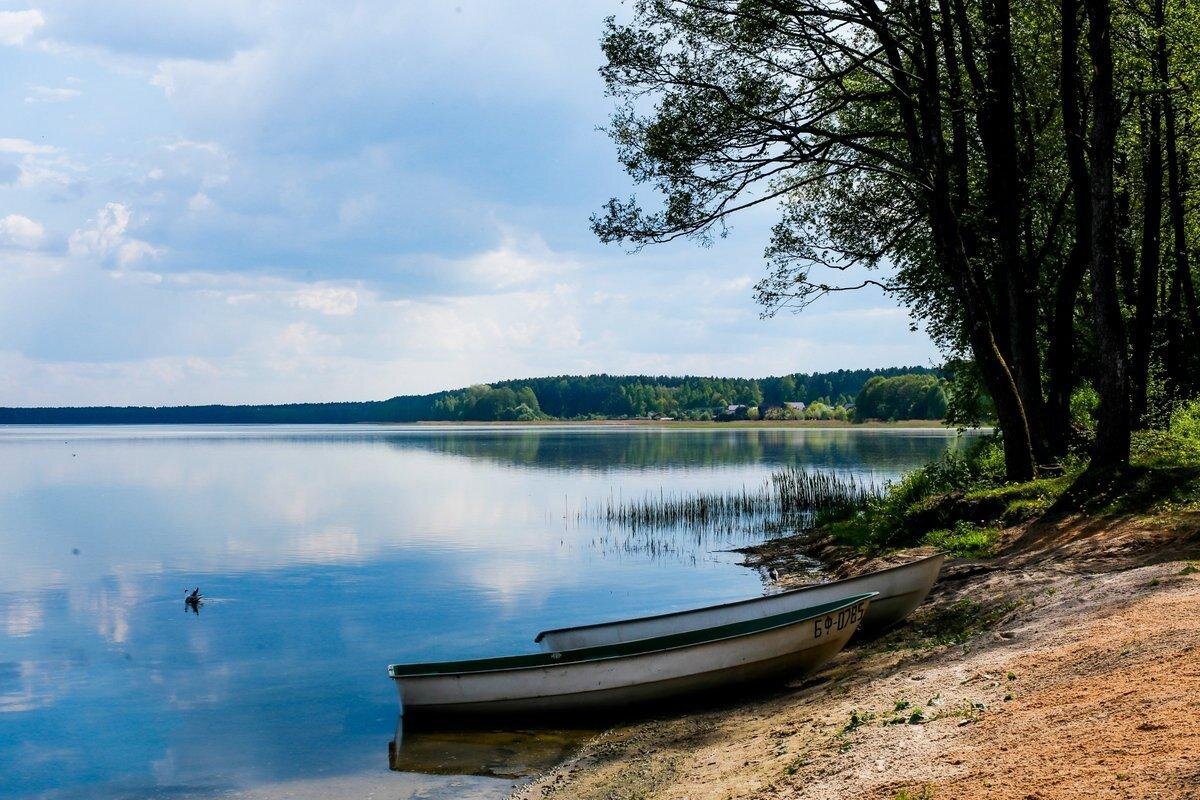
[0,367,943,424]
[593,0,1200,480]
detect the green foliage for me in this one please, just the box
[942,358,996,429]
[922,522,1002,559]
[893,787,935,800]
[854,374,948,421]
[842,709,874,733]
[823,435,1068,553]
[1070,385,1100,433]
[1131,398,1200,467]
[0,367,941,424]
[432,384,548,422]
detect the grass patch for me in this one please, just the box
[1052,463,1200,518]
[893,787,935,800]
[921,522,1001,558]
[887,598,1020,649]
[811,397,1200,557]
[816,403,1200,557]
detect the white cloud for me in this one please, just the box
[186,191,213,212]
[0,214,45,249]
[337,193,375,227]
[68,203,163,267]
[0,9,44,46]
[460,231,574,291]
[0,137,56,155]
[24,85,81,103]
[162,138,225,156]
[289,286,358,316]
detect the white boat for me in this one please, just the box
[535,553,943,652]
[388,592,873,719]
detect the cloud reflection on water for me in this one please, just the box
[0,425,971,799]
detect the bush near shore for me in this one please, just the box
[822,398,1200,558]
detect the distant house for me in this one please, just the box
[719,404,751,421]
[785,401,807,412]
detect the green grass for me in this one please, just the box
[816,399,1200,558]
[887,598,1021,649]
[921,522,1001,558]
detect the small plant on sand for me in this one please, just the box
[907,708,925,724]
[842,709,874,733]
[893,786,935,800]
[887,598,1020,649]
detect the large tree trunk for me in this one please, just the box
[1045,0,1090,460]
[988,0,1046,462]
[1084,0,1132,468]
[1132,94,1163,419]
[918,0,1037,481]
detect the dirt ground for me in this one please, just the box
[511,512,1200,800]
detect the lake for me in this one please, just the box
[0,424,974,799]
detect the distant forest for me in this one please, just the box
[0,366,941,424]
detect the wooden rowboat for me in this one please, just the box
[389,593,874,719]
[535,553,943,652]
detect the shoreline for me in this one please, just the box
[407,419,961,430]
[508,506,1200,799]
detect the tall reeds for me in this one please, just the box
[583,467,884,531]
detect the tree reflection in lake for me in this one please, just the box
[0,425,976,800]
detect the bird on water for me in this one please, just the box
[184,587,203,613]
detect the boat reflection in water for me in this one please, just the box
[389,718,597,779]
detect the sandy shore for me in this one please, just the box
[511,511,1200,799]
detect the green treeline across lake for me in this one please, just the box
[0,367,944,424]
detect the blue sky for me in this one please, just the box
[0,1,937,406]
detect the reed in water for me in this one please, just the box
[585,467,884,530]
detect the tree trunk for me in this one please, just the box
[1132,94,1163,420]
[918,0,1036,481]
[1084,0,1132,468]
[1045,0,1090,459]
[978,0,1045,462]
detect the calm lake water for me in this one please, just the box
[0,425,973,799]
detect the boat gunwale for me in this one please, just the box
[388,592,875,680]
[533,552,944,644]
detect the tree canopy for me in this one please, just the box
[0,368,939,424]
[594,0,1200,479]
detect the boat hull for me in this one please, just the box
[393,595,870,718]
[536,553,943,652]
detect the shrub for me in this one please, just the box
[1070,385,1100,433]
[1132,397,1200,467]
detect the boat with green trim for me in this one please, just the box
[535,553,943,652]
[388,592,873,719]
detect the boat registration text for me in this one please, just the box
[812,601,867,639]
